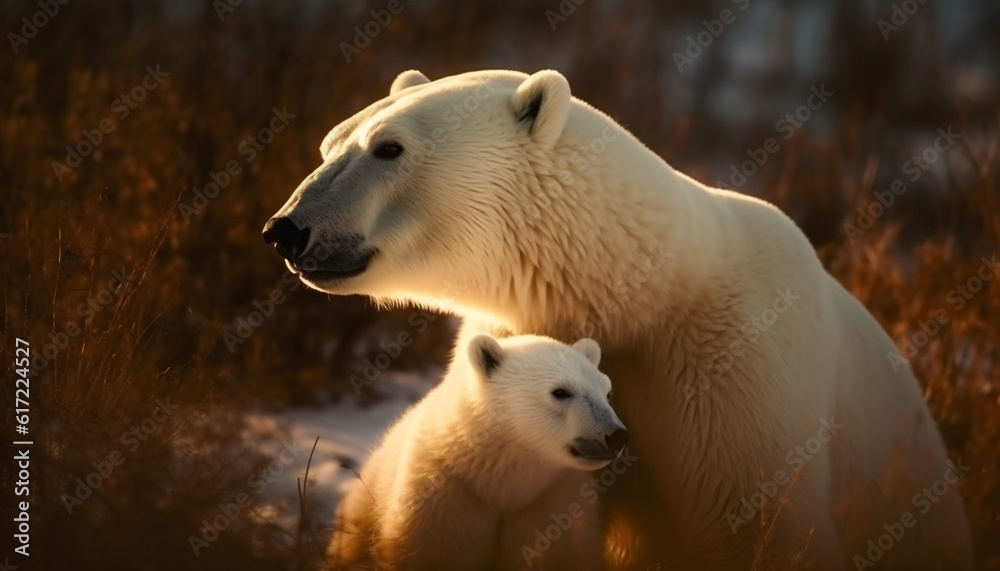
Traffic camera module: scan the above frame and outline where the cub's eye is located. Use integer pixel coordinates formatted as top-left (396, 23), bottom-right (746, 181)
top-left (372, 142), bottom-right (403, 159)
top-left (551, 388), bottom-right (572, 400)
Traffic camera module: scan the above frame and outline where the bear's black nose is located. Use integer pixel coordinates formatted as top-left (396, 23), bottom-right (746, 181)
top-left (262, 217), bottom-right (310, 262)
top-left (605, 428), bottom-right (629, 454)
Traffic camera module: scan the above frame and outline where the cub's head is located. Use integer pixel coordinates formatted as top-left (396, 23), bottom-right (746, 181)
top-left (466, 334), bottom-right (628, 471)
top-left (262, 69), bottom-right (580, 309)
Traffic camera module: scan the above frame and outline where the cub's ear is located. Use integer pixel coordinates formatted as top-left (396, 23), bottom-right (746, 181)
top-left (390, 70), bottom-right (430, 95)
top-left (572, 338), bottom-right (601, 367)
top-left (469, 334), bottom-right (504, 378)
top-left (511, 70), bottom-right (571, 147)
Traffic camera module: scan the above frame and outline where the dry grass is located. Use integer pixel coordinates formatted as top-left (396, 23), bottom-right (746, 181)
top-left (0, 1), bottom-right (997, 569)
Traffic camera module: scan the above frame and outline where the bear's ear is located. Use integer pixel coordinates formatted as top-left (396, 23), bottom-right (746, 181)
top-left (390, 70), bottom-right (431, 95)
top-left (511, 70), bottom-right (571, 147)
top-left (469, 334), bottom-right (504, 378)
top-left (572, 338), bottom-right (601, 367)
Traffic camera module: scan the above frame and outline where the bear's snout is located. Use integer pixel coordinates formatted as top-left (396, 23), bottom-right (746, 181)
top-left (604, 428), bottom-right (629, 454)
top-left (262, 216), bottom-right (311, 263)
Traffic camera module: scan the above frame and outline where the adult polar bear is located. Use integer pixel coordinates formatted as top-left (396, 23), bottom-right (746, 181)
top-left (262, 69), bottom-right (973, 569)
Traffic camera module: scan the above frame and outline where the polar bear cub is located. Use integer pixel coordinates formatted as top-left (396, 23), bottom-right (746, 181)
top-left (328, 334), bottom-right (629, 570)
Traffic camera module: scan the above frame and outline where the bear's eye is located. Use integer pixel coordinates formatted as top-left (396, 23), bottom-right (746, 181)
top-left (372, 142), bottom-right (403, 159)
top-left (551, 388), bottom-right (572, 400)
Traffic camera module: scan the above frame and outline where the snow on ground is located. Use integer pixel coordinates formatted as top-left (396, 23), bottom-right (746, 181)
top-left (242, 371), bottom-right (440, 537)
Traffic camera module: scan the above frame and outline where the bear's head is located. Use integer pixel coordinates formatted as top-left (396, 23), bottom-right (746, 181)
top-left (466, 334), bottom-right (629, 471)
top-left (262, 69), bottom-right (623, 322)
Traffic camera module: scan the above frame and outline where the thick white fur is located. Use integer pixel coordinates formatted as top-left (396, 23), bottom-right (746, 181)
top-left (328, 334), bottom-right (624, 570)
top-left (276, 70), bottom-right (974, 570)
top-left (389, 69), bottom-right (430, 94)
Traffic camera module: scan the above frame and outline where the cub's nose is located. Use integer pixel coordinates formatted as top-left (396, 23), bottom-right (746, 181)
top-left (605, 428), bottom-right (630, 454)
top-left (262, 217), bottom-right (310, 262)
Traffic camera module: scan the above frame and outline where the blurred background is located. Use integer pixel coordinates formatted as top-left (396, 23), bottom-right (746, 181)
top-left (1, 0), bottom-right (998, 569)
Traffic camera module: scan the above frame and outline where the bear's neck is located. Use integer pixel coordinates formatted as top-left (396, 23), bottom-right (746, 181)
top-left (467, 139), bottom-right (732, 347)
